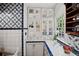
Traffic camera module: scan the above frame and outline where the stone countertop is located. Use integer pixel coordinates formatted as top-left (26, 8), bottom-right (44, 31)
top-left (57, 37), bottom-right (78, 56)
top-left (26, 39), bottom-right (76, 56)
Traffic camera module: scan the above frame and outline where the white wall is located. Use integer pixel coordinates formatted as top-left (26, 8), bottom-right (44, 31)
top-left (0, 31), bottom-right (4, 48)
top-left (25, 3), bottom-right (56, 8)
top-left (0, 30), bottom-right (22, 55)
top-left (54, 3), bottom-right (66, 35)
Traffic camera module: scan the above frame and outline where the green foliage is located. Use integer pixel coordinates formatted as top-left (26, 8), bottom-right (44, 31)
top-left (53, 34), bottom-right (58, 40)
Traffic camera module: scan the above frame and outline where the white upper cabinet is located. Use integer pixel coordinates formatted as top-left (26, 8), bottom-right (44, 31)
top-left (27, 8), bottom-right (54, 40)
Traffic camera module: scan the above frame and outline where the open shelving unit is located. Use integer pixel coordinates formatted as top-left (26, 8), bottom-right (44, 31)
top-left (66, 3), bottom-right (79, 35)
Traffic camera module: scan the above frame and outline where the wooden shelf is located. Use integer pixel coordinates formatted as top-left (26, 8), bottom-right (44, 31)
top-left (66, 9), bottom-right (76, 15)
top-left (66, 27), bottom-right (79, 28)
top-left (66, 5), bottom-right (73, 11)
top-left (66, 27), bottom-right (74, 29)
top-left (66, 14), bottom-right (77, 19)
top-left (66, 32), bottom-right (79, 35)
top-left (66, 20), bottom-right (79, 24)
top-left (66, 21), bottom-right (76, 24)
top-left (66, 27), bottom-right (79, 29)
top-left (67, 9), bottom-right (79, 17)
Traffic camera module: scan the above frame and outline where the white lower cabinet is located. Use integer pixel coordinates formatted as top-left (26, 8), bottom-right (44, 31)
top-left (26, 42), bottom-right (44, 56)
top-left (26, 43), bottom-right (34, 56)
top-left (44, 44), bottom-right (49, 56)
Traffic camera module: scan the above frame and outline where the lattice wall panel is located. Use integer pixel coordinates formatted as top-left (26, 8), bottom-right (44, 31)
top-left (0, 3), bottom-right (23, 28)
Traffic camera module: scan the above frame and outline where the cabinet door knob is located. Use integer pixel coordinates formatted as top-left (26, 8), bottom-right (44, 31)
top-left (25, 32), bottom-right (27, 35)
top-left (33, 44), bottom-right (35, 47)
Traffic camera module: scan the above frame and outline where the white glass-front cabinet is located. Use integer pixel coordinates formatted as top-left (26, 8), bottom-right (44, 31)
top-left (27, 8), bottom-right (54, 40)
top-left (26, 7), bottom-right (54, 56)
top-left (42, 8), bottom-right (54, 40)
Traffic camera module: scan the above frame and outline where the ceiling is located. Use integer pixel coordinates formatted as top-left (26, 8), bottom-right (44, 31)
top-left (25, 3), bottom-right (57, 8)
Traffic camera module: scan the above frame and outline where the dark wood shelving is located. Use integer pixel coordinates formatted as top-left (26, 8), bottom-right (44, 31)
top-left (66, 27), bottom-right (79, 28)
top-left (66, 21), bottom-right (76, 24)
top-left (67, 9), bottom-right (79, 17)
top-left (66, 5), bottom-right (73, 11)
top-left (66, 14), bottom-right (77, 20)
top-left (66, 27), bottom-right (75, 28)
top-left (66, 20), bottom-right (79, 24)
top-left (66, 3), bottom-right (79, 35)
top-left (67, 32), bottom-right (79, 35)
top-left (66, 9), bottom-right (76, 15)
top-left (66, 3), bottom-right (72, 8)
